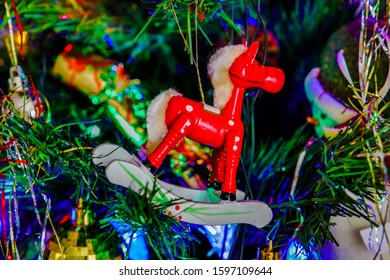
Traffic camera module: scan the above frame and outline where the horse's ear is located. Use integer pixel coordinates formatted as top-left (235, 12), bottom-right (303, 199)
top-left (246, 41), bottom-right (259, 61)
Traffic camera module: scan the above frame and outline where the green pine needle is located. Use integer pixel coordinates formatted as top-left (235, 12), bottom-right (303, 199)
top-left (101, 179), bottom-right (198, 260)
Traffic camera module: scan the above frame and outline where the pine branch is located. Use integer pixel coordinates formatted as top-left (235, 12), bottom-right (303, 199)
top-left (100, 179), bottom-right (198, 260)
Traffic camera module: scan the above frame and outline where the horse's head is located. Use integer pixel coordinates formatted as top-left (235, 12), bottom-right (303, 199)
top-left (229, 41), bottom-right (285, 93)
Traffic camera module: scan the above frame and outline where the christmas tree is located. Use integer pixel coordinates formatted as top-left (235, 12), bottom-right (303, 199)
top-left (0, 0), bottom-right (389, 260)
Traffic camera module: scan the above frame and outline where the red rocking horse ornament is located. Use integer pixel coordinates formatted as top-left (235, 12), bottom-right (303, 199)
top-left (141, 41), bottom-right (285, 201)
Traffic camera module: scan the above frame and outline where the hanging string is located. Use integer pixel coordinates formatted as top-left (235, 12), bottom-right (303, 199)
top-left (170, 2), bottom-right (205, 102)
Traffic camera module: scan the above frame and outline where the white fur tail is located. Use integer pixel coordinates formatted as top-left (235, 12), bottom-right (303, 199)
top-left (146, 88), bottom-right (182, 154)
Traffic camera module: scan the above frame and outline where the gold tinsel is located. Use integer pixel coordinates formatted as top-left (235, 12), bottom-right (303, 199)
top-left (44, 199), bottom-right (122, 260)
top-left (259, 241), bottom-right (280, 260)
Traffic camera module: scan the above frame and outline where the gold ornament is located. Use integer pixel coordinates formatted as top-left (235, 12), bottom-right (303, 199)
top-left (44, 199), bottom-right (122, 260)
top-left (259, 240), bottom-right (280, 260)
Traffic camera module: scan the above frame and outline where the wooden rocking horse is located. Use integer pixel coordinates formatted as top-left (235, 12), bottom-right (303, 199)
top-left (141, 41), bottom-right (285, 201)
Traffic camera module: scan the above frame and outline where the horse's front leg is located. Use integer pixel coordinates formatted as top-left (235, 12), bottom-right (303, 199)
top-left (220, 131), bottom-right (243, 201)
top-left (208, 147), bottom-right (225, 190)
top-left (147, 113), bottom-right (195, 169)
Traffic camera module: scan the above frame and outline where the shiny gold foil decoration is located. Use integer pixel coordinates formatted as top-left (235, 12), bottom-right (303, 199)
top-left (44, 199), bottom-right (122, 260)
top-left (4, 31), bottom-right (29, 65)
top-left (14, 31), bottom-right (29, 56)
top-left (260, 240), bottom-right (280, 260)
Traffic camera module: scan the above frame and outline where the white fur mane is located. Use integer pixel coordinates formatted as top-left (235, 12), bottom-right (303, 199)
top-left (207, 44), bottom-right (247, 110)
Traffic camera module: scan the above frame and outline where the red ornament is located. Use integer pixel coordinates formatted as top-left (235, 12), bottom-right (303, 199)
top-left (143, 42), bottom-right (285, 200)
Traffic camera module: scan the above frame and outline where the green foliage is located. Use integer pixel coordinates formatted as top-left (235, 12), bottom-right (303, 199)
top-left (3, 0), bottom-right (244, 61)
top-left (0, 104), bottom-right (98, 201)
top-left (274, 0), bottom-right (350, 58)
top-left (2, 0), bottom-right (389, 260)
top-left (239, 78), bottom-right (389, 258)
top-left (100, 180), bottom-right (197, 260)
top-left (239, 118), bottom-right (389, 258)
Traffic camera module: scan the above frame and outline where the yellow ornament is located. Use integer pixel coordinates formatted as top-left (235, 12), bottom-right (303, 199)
top-left (44, 199), bottom-right (122, 260)
top-left (259, 241), bottom-right (280, 260)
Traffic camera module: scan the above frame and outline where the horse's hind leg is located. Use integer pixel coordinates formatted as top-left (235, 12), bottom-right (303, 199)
top-left (147, 113), bottom-right (195, 169)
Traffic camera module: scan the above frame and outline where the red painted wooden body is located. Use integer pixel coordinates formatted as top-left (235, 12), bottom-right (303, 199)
top-left (146, 41), bottom-right (285, 200)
